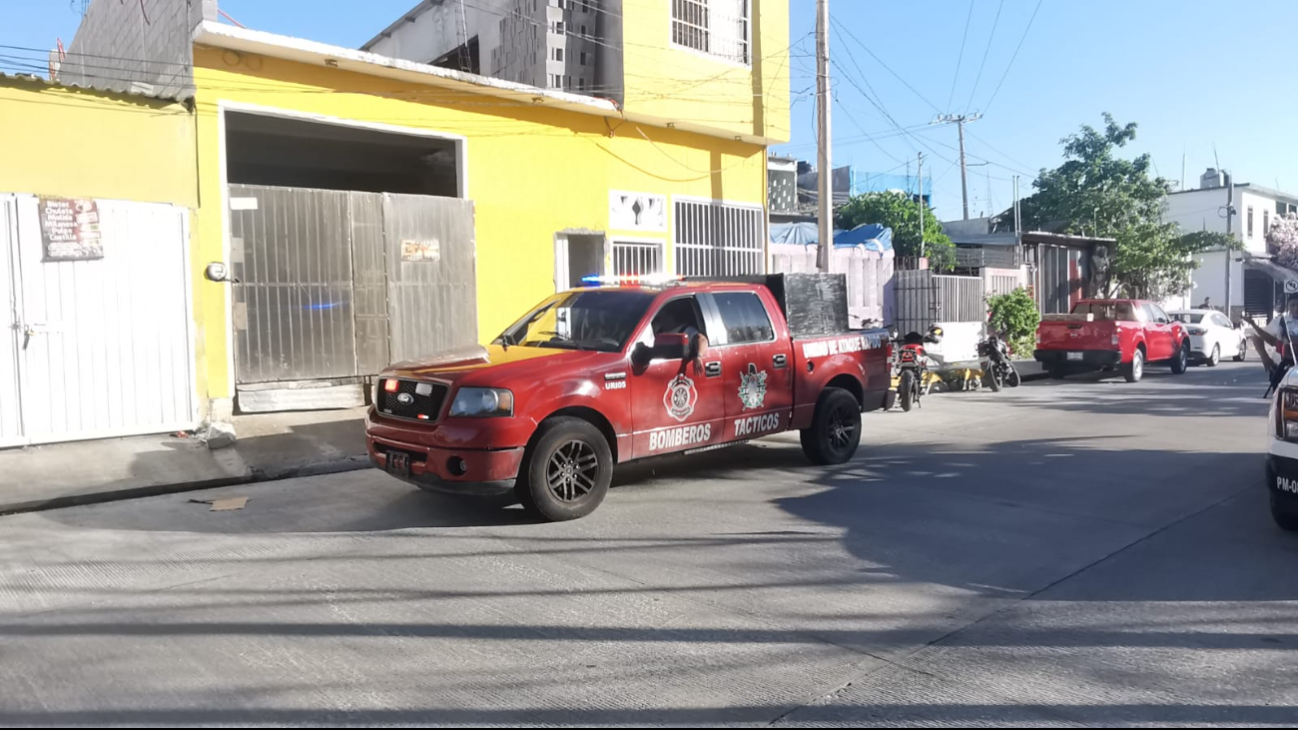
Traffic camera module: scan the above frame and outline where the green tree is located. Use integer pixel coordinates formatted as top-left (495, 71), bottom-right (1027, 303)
top-left (1019, 113), bottom-right (1241, 299)
top-left (835, 191), bottom-right (956, 269)
top-left (987, 288), bottom-right (1040, 358)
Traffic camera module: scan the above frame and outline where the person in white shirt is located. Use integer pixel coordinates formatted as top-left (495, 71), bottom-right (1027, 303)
top-left (1248, 293), bottom-right (1298, 373)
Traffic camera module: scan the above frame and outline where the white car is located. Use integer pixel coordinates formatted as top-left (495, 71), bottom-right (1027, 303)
top-left (1168, 309), bottom-right (1247, 366)
top-left (1267, 369), bottom-right (1298, 531)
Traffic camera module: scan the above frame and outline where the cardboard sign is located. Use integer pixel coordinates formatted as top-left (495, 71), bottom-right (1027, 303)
top-left (39, 197), bottom-right (103, 262)
top-left (401, 239), bottom-right (441, 263)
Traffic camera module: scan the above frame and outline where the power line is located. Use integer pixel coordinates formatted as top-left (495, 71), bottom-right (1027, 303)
top-left (962, 0), bottom-right (1005, 113)
top-left (982, 0), bottom-right (1046, 114)
top-left (946, 0), bottom-right (975, 111)
top-left (829, 16), bottom-right (941, 114)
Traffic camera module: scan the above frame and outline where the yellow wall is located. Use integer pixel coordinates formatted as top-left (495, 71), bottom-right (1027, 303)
top-left (191, 48), bottom-right (768, 404)
top-left (621, 0), bottom-right (790, 143)
top-left (0, 78), bottom-right (197, 207)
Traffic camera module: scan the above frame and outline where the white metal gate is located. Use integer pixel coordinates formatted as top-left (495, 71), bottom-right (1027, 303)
top-left (0, 197), bottom-right (22, 447)
top-left (0, 195), bottom-right (196, 446)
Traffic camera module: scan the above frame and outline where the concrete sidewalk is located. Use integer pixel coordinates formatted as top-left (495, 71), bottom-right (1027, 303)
top-left (0, 409), bottom-right (370, 516)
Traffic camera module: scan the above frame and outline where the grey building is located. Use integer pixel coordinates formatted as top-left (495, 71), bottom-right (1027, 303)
top-left (363, 0), bottom-right (624, 104)
top-left (57, 0), bottom-right (217, 98)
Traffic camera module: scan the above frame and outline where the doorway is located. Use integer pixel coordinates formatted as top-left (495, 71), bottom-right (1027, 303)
top-left (556, 233), bottom-right (607, 290)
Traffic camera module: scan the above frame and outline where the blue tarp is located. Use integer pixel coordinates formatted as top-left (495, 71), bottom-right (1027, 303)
top-left (833, 224), bottom-right (893, 252)
top-left (770, 222), bottom-right (894, 253)
top-left (770, 222), bottom-right (842, 246)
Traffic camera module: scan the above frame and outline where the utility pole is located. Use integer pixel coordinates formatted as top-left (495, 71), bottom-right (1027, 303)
top-left (1225, 172), bottom-right (1235, 319)
top-left (815, 0), bottom-right (832, 272)
top-left (917, 152), bottom-right (925, 259)
top-left (933, 113), bottom-right (982, 220)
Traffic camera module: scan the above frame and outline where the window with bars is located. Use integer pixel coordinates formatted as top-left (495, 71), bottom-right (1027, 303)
top-left (613, 240), bottom-right (665, 276)
top-left (671, 0), bottom-right (750, 65)
top-left (672, 199), bottom-right (765, 277)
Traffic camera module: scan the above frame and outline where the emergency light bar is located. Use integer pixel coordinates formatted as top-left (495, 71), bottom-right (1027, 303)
top-left (581, 273), bottom-right (684, 287)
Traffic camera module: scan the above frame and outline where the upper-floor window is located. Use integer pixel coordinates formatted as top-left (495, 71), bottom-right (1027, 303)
top-left (580, 51), bottom-right (589, 66)
top-left (672, 0), bottom-right (751, 65)
top-left (552, 47), bottom-right (564, 62)
top-left (1265, 210), bottom-right (1271, 235)
top-left (1248, 206), bottom-right (1255, 238)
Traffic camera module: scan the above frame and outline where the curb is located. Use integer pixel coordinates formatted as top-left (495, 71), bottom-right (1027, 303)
top-left (0, 454), bottom-right (373, 518)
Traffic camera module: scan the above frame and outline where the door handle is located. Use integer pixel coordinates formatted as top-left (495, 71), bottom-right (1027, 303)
top-left (773, 354), bottom-right (788, 369)
top-left (704, 361), bottom-right (722, 377)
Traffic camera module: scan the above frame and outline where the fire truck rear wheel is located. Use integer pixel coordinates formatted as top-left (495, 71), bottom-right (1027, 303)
top-left (516, 417), bottom-right (613, 522)
top-left (801, 387), bottom-right (862, 466)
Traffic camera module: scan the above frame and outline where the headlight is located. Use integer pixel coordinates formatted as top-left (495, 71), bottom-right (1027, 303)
top-left (449, 387), bottom-right (515, 418)
top-left (1279, 388), bottom-right (1298, 442)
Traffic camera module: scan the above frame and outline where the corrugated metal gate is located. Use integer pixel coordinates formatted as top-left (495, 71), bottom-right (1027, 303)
top-left (229, 185), bottom-right (476, 389)
top-left (0, 194), bottom-right (196, 446)
top-left (1035, 244), bottom-right (1086, 315)
top-left (893, 269), bottom-right (985, 336)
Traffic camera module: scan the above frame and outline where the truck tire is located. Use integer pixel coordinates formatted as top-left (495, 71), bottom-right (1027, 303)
top-left (800, 387), bottom-right (862, 465)
top-left (1272, 494), bottom-right (1298, 533)
top-left (515, 417), bottom-right (613, 522)
top-left (1122, 348), bottom-right (1145, 383)
top-left (1171, 341), bottom-right (1190, 375)
top-left (898, 371), bottom-right (917, 412)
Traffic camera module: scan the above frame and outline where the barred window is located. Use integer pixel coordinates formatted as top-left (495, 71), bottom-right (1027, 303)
top-left (671, 0), bottom-right (750, 65)
top-left (673, 199), bottom-right (764, 277)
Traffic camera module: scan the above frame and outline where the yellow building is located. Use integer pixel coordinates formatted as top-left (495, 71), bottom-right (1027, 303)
top-left (52, 0), bottom-right (790, 419)
top-left (0, 74), bottom-right (202, 445)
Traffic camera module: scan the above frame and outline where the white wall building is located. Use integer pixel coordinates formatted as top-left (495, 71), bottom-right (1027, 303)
top-left (1164, 168), bottom-right (1298, 317)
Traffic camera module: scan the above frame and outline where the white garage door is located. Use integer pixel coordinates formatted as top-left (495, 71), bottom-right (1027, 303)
top-left (0, 195), bottom-right (197, 446)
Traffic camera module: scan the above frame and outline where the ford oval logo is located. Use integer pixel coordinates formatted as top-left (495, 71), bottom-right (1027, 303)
top-left (397, 393), bottom-right (415, 405)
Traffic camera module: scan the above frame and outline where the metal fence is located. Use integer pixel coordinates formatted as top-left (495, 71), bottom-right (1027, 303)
top-left (934, 274), bottom-right (986, 323)
top-left (984, 268), bottom-right (1026, 300)
top-left (673, 199), bottom-right (764, 277)
top-left (956, 245), bottom-right (1023, 269)
top-left (893, 269), bottom-right (986, 336)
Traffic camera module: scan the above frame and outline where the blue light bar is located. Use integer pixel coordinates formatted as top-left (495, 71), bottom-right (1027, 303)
top-left (581, 274), bottom-right (684, 287)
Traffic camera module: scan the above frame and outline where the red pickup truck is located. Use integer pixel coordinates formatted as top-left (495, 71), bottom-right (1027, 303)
top-left (1034, 299), bottom-right (1190, 382)
top-left (366, 275), bottom-right (891, 521)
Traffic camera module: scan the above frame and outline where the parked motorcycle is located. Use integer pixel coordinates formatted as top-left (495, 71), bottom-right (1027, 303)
top-left (978, 330), bottom-right (1021, 391)
top-left (890, 325), bottom-right (945, 412)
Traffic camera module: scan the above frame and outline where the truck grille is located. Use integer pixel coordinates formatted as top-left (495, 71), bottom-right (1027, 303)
top-left (378, 379), bottom-right (448, 422)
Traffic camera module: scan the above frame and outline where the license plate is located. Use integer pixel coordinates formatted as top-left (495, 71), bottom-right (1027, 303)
top-left (1066, 352), bottom-right (1084, 361)
top-left (387, 451), bottom-right (411, 477)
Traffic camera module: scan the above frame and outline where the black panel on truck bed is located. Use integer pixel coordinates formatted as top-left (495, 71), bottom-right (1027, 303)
top-left (693, 273), bottom-right (850, 340)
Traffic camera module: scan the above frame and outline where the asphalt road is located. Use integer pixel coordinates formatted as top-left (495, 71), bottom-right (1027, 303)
top-left (1, 361), bottom-right (1294, 728)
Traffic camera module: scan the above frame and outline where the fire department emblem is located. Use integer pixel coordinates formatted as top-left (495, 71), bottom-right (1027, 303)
top-left (738, 363), bottom-right (768, 410)
top-left (664, 374), bottom-right (698, 422)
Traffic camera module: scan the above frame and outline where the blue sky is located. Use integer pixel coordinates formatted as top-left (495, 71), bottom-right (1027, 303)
top-left (4, 0), bottom-right (1296, 220)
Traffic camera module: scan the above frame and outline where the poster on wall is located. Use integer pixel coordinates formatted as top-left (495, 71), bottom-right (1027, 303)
top-left (39, 197), bottom-right (103, 262)
top-left (401, 239), bottom-right (441, 263)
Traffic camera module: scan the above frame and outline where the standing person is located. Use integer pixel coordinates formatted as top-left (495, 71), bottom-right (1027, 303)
top-left (1247, 292), bottom-right (1298, 377)
top-left (1201, 296), bottom-right (1214, 311)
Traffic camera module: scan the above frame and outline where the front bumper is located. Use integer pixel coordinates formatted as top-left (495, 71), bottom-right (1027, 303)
top-left (366, 408), bottom-right (527, 496)
top-left (1034, 349), bottom-right (1123, 368)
